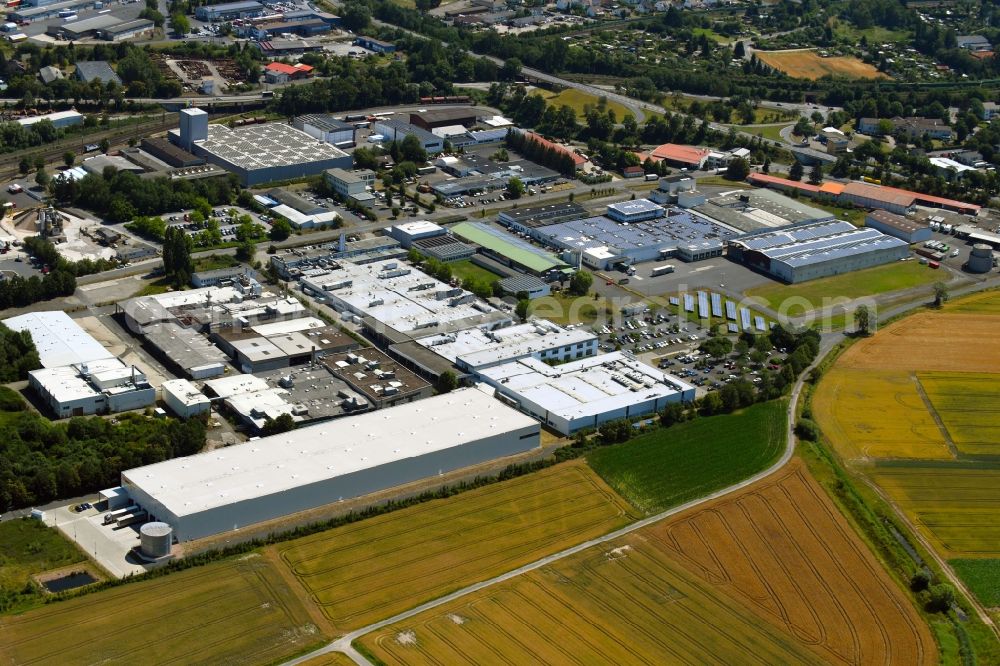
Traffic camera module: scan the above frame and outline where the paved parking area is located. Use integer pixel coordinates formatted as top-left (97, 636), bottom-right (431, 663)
top-left (44, 504), bottom-right (153, 579)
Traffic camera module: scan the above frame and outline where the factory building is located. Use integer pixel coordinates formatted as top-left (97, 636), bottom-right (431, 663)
top-left (263, 62), bottom-right (314, 84)
top-left (416, 319), bottom-right (597, 373)
top-left (191, 265), bottom-right (256, 288)
top-left (644, 143), bottom-right (709, 169)
top-left (118, 387), bottom-right (538, 542)
top-left (372, 119), bottom-right (444, 155)
top-left (269, 236), bottom-right (405, 279)
top-left (300, 260), bottom-right (511, 336)
top-left (324, 168), bottom-right (376, 203)
top-left (865, 210), bottom-right (933, 244)
top-left (140, 137), bottom-right (205, 168)
top-left (161, 379), bottom-right (211, 419)
top-left (497, 274), bottom-right (550, 299)
top-left (169, 108), bottom-right (352, 186)
top-left (29, 358), bottom-right (154, 418)
top-left (46, 14), bottom-right (121, 40)
top-left (323, 348), bottom-right (432, 409)
top-left (478, 352), bottom-right (695, 435)
top-left (16, 110), bottom-right (84, 130)
top-left (728, 220), bottom-right (910, 283)
top-left (212, 316), bottom-right (358, 373)
top-left (649, 175), bottom-right (697, 206)
top-left (498, 201), bottom-right (588, 234)
top-left (605, 199), bottom-right (665, 224)
top-left (3, 311), bottom-right (112, 368)
top-left (385, 221), bottom-right (446, 248)
top-left (354, 36), bottom-right (395, 53)
top-left (194, 0), bottom-right (263, 21)
top-left (409, 234), bottom-right (476, 263)
top-left (692, 188), bottom-right (834, 234)
top-left (409, 108), bottom-right (479, 131)
top-left (294, 115), bottom-right (356, 147)
top-left (533, 208), bottom-right (739, 269)
top-left (451, 222), bottom-right (572, 278)
top-left (99, 18), bottom-right (155, 41)
top-left (142, 322), bottom-right (229, 379)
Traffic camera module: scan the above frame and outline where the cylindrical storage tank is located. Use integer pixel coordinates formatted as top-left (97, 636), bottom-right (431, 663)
top-left (140, 522), bottom-right (173, 558)
top-left (967, 244), bottom-right (993, 273)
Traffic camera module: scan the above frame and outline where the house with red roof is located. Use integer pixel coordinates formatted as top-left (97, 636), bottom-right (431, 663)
top-left (264, 61), bottom-right (314, 84)
top-left (643, 143), bottom-right (710, 169)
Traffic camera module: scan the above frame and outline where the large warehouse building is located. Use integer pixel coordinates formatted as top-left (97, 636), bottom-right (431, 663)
top-left (728, 220), bottom-right (910, 283)
top-left (169, 108), bottom-right (352, 185)
top-left (478, 352), bottom-right (695, 435)
top-left (118, 388), bottom-right (540, 542)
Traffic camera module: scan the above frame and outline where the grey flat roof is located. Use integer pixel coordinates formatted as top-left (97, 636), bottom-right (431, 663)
top-left (144, 322), bottom-right (228, 373)
top-left (102, 18), bottom-right (154, 35)
top-left (61, 14), bottom-right (122, 33)
top-left (74, 61), bottom-right (120, 84)
top-left (537, 209), bottom-right (740, 254)
top-left (498, 274), bottom-right (548, 293)
top-left (297, 114), bottom-right (354, 132)
top-left (733, 220), bottom-right (909, 268)
top-left (199, 123), bottom-right (349, 171)
top-left (695, 188), bottom-right (833, 234)
top-left (499, 201), bottom-right (587, 226)
top-left (607, 199), bottom-right (663, 216)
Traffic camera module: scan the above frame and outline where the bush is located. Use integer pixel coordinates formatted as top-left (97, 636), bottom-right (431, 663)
top-left (927, 583), bottom-right (956, 613)
top-left (795, 418), bottom-right (820, 441)
top-left (0, 386), bottom-right (26, 412)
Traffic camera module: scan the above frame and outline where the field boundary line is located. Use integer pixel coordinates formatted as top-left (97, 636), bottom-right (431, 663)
top-left (911, 373), bottom-right (962, 460)
top-left (283, 356), bottom-right (821, 665)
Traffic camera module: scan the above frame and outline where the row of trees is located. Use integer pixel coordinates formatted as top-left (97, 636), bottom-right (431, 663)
top-left (0, 326), bottom-right (41, 382)
top-left (0, 236), bottom-right (120, 310)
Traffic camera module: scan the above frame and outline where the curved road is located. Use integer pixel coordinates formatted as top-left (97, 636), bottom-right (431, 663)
top-left (284, 337), bottom-right (833, 666)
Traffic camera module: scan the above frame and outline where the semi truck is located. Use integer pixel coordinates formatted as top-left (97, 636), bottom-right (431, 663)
top-left (651, 264), bottom-right (676, 277)
top-left (103, 505), bottom-right (138, 524)
top-left (116, 511), bottom-right (147, 528)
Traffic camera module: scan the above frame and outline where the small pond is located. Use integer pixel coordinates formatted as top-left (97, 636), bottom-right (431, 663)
top-left (42, 571), bottom-right (96, 593)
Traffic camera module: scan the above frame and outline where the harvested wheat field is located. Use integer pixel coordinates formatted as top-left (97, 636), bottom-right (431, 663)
top-left (358, 460), bottom-right (933, 666)
top-left (275, 461), bottom-right (637, 632)
top-left (839, 311), bottom-right (1000, 373)
top-left (756, 49), bottom-right (886, 80)
top-left (812, 368), bottom-right (951, 461)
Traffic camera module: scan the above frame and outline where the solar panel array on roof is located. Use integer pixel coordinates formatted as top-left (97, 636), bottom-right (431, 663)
top-left (737, 220), bottom-right (857, 251)
top-left (536, 209), bottom-right (739, 254)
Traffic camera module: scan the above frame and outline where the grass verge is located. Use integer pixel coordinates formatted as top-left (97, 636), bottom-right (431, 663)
top-left (0, 519), bottom-right (85, 614)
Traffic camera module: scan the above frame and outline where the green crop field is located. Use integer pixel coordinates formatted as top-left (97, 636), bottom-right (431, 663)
top-left (587, 400), bottom-right (787, 514)
top-left (746, 261), bottom-right (939, 314)
top-left (951, 559), bottom-right (1000, 607)
top-left (0, 519), bottom-right (85, 613)
top-left (0, 555), bottom-right (323, 666)
top-left (918, 372), bottom-right (1000, 456)
top-left (275, 462), bottom-right (638, 632)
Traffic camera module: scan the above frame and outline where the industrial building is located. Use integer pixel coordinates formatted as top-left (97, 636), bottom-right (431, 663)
top-left (294, 115), bottom-right (356, 147)
top-left (353, 36), bottom-right (395, 53)
top-left (46, 14), bottom-right (120, 39)
top-left (644, 143), bottom-right (709, 169)
top-left (693, 188), bottom-right (834, 234)
top-left (118, 387), bottom-right (537, 542)
top-left (865, 210), bottom-right (933, 244)
top-left (430, 159), bottom-right (559, 198)
top-left (29, 358), bottom-right (155, 418)
top-left (142, 322), bottom-right (230, 379)
top-left (99, 18), bottom-right (155, 41)
top-left (323, 348), bottom-right (432, 409)
top-left (140, 138), bottom-right (205, 168)
top-left (728, 220), bottom-right (911, 283)
top-left (478, 352), bottom-right (695, 435)
top-left (372, 119), bottom-right (444, 155)
top-left (533, 207), bottom-right (739, 268)
top-left (605, 199), bottom-right (666, 224)
top-left (3, 311), bottom-right (112, 368)
top-left (386, 221), bottom-right (446, 248)
top-left (498, 201), bottom-right (588, 233)
top-left (269, 236), bottom-right (406, 279)
top-left (747, 173), bottom-right (981, 216)
top-left (204, 366), bottom-right (368, 431)
top-left (169, 109), bottom-right (352, 186)
top-left (497, 274), bottom-right (550, 299)
top-left (212, 316), bottom-right (358, 373)
top-left (194, 0), bottom-right (263, 21)
top-left (416, 319), bottom-right (597, 373)
top-left (300, 260), bottom-right (511, 336)
top-left (263, 62), bottom-right (314, 84)
top-left (191, 265), bottom-right (256, 288)
top-left (161, 379), bottom-right (211, 419)
top-left (410, 108), bottom-right (479, 131)
top-left (324, 168), bottom-right (376, 202)
top-left (16, 110), bottom-right (83, 130)
top-left (73, 60), bottom-right (121, 85)
top-left (649, 175), bottom-right (698, 206)
top-left (451, 222), bottom-right (572, 278)
top-left (409, 233), bottom-right (476, 263)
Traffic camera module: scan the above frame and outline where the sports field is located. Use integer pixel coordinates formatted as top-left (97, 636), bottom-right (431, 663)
top-left (357, 460), bottom-right (933, 665)
top-left (588, 400), bottom-right (787, 514)
top-left (275, 462), bottom-right (637, 631)
top-left (746, 260), bottom-right (938, 315)
top-left (919, 372), bottom-right (1000, 456)
top-left (756, 49), bottom-right (887, 80)
top-left (0, 556), bottom-right (322, 666)
top-left (533, 88), bottom-right (634, 120)
top-left (812, 368), bottom-right (951, 461)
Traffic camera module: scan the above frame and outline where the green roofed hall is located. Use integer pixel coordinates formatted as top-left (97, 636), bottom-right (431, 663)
top-left (451, 222), bottom-right (571, 277)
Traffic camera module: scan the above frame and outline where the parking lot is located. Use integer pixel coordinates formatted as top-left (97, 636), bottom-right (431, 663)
top-left (16, 0), bottom-right (152, 40)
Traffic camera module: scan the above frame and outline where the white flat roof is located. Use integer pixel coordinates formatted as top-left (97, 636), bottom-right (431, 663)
top-left (161, 379), bottom-right (211, 407)
top-left (3, 311), bottom-right (113, 368)
top-left (480, 352), bottom-right (694, 421)
top-left (251, 316), bottom-right (326, 337)
top-left (272, 204), bottom-right (339, 228)
top-left (418, 319), bottom-right (595, 368)
top-left (122, 387), bottom-right (537, 517)
top-left (204, 374), bottom-right (270, 398)
top-left (29, 358), bottom-right (130, 403)
top-left (302, 260), bottom-right (504, 334)
top-left (391, 220), bottom-right (443, 236)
